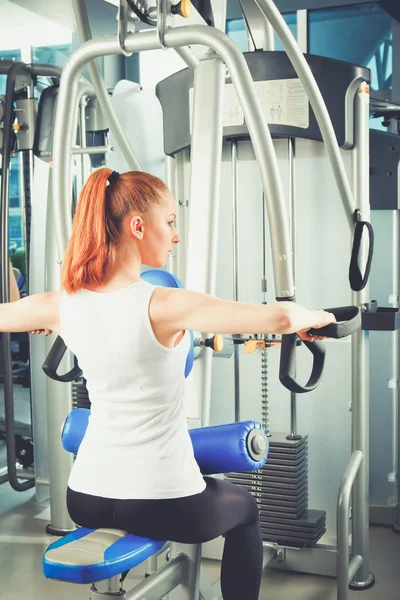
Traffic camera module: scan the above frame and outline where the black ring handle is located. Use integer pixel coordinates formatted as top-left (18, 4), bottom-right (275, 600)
top-left (308, 305), bottom-right (361, 339)
top-left (349, 220), bottom-right (374, 292)
top-left (42, 336), bottom-right (83, 382)
top-left (279, 334), bottom-right (326, 394)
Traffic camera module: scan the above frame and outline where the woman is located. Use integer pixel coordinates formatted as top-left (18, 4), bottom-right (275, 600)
top-left (0, 169), bottom-right (335, 599)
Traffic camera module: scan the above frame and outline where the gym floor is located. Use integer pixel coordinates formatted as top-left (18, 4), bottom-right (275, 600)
top-left (1, 482), bottom-right (399, 600)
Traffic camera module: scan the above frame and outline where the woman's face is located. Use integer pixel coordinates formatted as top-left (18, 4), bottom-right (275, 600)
top-left (140, 192), bottom-right (180, 268)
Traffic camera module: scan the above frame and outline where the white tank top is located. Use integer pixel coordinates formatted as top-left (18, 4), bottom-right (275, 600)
top-left (60, 280), bottom-right (206, 500)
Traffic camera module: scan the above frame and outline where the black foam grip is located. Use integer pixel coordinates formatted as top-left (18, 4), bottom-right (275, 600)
top-left (349, 221), bottom-right (374, 292)
top-left (308, 305), bottom-right (361, 338)
top-left (279, 333), bottom-right (326, 394)
top-left (42, 336), bottom-right (82, 382)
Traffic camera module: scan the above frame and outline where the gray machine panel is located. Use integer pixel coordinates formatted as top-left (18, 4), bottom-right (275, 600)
top-left (370, 129), bottom-right (400, 210)
top-left (156, 52), bottom-right (369, 156)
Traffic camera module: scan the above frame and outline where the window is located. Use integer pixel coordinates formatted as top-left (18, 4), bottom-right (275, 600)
top-left (32, 44), bottom-right (71, 68)
top-left (308, 3), bottom-right (392, 91)
top-left (226, 13), bottom-right (297, 53)
top-left (9, 215), bottom-right (23, 249)
top-left (9, 159), bottom-right (20, 210)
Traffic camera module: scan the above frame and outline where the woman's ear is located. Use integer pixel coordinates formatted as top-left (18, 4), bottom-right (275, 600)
top-left (129, 215), bottom-right (144, 240)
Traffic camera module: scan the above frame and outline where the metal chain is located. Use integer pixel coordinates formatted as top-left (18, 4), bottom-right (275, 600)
top-left (261, 345), bottom-right (270, 436)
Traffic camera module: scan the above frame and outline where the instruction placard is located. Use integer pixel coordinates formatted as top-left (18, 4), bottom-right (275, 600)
top-left (189, 78), bottom-right (309, 133)
top-left (223, 78), bottom-right (309, 129)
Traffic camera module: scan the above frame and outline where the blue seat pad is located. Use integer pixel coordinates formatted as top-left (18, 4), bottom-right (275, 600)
top-left (43, 526), bottom-right (166, 584)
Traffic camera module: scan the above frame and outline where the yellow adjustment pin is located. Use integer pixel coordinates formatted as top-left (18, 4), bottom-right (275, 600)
top-left (245, 340), bottom-right (266, 354)
top-left (204, 334), bottom-right (224, 352)
top-left (180, 0), bottom-right (192, 18)
top-left (12, 123), bottom-right (20, 132)
top-left (171, 0), bottom-right (193, 18)
top-left (213, 334), bottom-right (224, 352)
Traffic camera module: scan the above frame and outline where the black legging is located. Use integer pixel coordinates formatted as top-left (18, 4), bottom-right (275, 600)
top-left (67, 477), bottom-right (263, 599)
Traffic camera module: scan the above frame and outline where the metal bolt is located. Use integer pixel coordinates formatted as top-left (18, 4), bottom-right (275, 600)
top-left (276, 549), bottom-right (284, 562)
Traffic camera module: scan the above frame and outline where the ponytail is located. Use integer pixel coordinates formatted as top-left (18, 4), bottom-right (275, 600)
top-left (62, 168), bottom-right (168, 293)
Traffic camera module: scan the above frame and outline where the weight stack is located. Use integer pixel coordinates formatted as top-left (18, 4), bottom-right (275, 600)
top-left (225, 432), bottom-right (326, 547)
top-left (72, 378), bottom-right (91, 410)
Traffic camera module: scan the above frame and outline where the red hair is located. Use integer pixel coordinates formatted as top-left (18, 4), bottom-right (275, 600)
top-left (62, 168), bottom-right (168, 293)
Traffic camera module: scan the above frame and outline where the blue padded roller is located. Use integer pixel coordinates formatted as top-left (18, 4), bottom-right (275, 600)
top-left (191, 421), bottom-right (268, 473)
top-left (62, 408), bottom-right (268, 472)
top-left (141, 268), bottom-right (194, 378)
top-left (43, 526), bottom-right (165, 584)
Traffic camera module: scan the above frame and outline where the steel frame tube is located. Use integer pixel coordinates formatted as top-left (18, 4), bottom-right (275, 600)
top-left (183, 54), bottom-right (225, 426)
top-left (394, 208), bottom-right (400, 534)
top-left (174, 46), bottom-right (199, 68)
top-left (288, 137), bottom-right (298, 439)
top-left (350, 82), bottom-right (372, 588)
top-left (337, 450), bottom-right (363, 600)
top-left (232, 141), bottom-right (241, 422)
top-left (72, 0), bottom-right (142, 172)
top-left (253, 0), bottom-right (356, 228)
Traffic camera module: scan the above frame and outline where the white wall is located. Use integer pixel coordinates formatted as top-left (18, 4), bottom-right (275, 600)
top-left (140, 49), bottom-right (187, 90)
top-left (0, 0), bottom-right (72, 52)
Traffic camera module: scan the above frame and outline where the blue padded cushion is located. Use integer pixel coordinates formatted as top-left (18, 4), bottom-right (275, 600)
top-left (63, 409), bottom-right (268, 472)
top-left (191, 420), bottom-right (268, 473)
top-left (43, 527), bottom-right (165, 584)
top-left (140, 269), bottom-right (194, 378)
top-left (62, 408), bottom-right (89, 454)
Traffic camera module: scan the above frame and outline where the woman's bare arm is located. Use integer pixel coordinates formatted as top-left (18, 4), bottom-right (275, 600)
top-left (0, 291), bottom-right (61, 335)
top-left (150, 287), bottom-right (335, 341)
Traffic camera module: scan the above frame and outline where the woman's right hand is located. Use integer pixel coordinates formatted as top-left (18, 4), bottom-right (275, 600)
top-left (280, 302), bottom-right (336, 342)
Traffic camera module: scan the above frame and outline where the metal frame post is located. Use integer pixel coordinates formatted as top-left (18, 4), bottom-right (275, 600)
top-left (349, 81), bottom-right (375, 590)
top-left (183, 54), bottom-right (225, 426)
top-left (231, 140), bottom-right (241, 422)
top-left (395, 207), bottom-right (400, 533)
top-left (44, 164), bottom-right (75, 534)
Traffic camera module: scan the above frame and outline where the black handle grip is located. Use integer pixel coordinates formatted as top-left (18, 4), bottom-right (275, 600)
top-left (349, 220), bottom-right (374, 292)
top-left (308, 305), bottom-right (361, 339)
top-left (279, 334), bottom-right (326, 394)
top-left (42, 336), bottom-right (82, 382)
